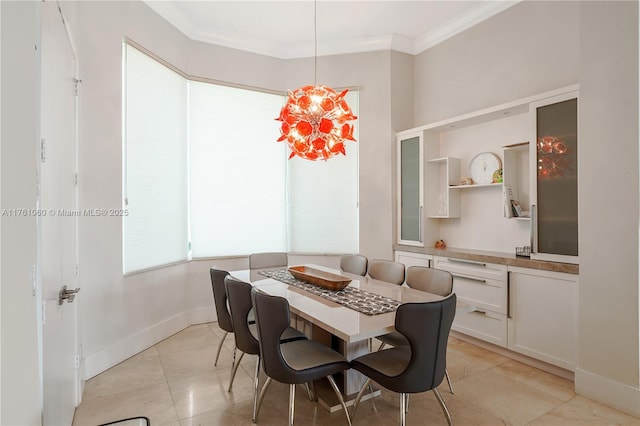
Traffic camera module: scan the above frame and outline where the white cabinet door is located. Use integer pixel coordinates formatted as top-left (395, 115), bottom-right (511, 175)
top-left (508, 266), bottom-right (578, 370)
top-left (396, 133), bottom-right (424, 246)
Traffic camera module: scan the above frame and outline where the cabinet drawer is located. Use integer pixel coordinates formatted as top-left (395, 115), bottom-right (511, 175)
top-left (453, 276), bottom-right (507, 314)
top-left (453, 308), bottom-right (507, 347)
top-left (395, 251), bottom-right (431, 268)
top-left (433, 256), bottom-right (507, 281)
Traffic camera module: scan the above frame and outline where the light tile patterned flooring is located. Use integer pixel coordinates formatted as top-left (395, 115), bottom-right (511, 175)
top-left (73, 324), bottom-right (640, 426)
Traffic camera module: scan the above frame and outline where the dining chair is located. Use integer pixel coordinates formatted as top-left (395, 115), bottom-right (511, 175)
top-left (367, 259), bottom-right (405, 285)
top-left (350, 294), bottom-right (457, 426)
top-left (249, 252), bottom-right (288, 269)
top-left (340, 254), bottom-right (368, 276)
top-left (224, 276), bottom-right (307, 422)
top-left (376, 266), bottom-right (456, 393)
top-left (209, 268), bottom-right (235, 367)
top-left (251, 288), bottom-right (353, 426)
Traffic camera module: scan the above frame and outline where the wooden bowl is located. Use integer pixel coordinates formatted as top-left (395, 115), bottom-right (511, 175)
top-left (288, 266), bottom-right (352, 291)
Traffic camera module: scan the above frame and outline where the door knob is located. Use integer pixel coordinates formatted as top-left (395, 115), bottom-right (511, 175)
top-left (58, 285), bottom-right (80, 305)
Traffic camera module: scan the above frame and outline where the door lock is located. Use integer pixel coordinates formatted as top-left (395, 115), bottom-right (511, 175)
top-left (58, 285), bottom-right (80, 305)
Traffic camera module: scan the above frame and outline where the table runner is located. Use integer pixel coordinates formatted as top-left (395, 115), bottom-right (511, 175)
top-left (259, 269), bottom-right (400, 315)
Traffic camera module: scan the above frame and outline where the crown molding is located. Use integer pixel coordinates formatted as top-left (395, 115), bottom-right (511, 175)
top-left (146, 1), bottom-right (521, 59)
top-left (413, 1), bottom-right (520, 54)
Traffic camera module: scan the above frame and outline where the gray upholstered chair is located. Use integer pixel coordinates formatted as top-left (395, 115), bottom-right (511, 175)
top-left (367, 259), bottom-right (405, 285)
top-left (209, 268), bottom-right (235, 367)
top-left (376, 266), bottom-right (455, 394)
top-left (251, 288), bottom-right (353, 426)
top-left (224, 276), bottom-right (306, 422)
top-left (351, 294), bottom-right (457, 426)
top-left (249, 252), bottom-right (288, 269)
top-left (340, 254), bottom-right (368, 276)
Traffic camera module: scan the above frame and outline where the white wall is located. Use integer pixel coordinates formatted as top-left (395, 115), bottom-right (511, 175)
top-left (0, 2), bottom-right (42, 424)
top-left (414, 1), bottom-right (580, 124)
top-left (577, 0), bottom-right (639, 414)
top-left (71, 0), bottom-right (396, 380)
top-left (413, 0), bottom-right (639, 417)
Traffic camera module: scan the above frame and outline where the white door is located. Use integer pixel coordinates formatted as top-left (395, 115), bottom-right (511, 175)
top-left (39, 1), bottom-right (80, 424)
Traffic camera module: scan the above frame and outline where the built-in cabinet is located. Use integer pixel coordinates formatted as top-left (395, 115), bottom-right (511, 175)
top-left (394, 85), bottom-right (578, 260)
top-left (507, 266), bottom-right (578, 371)
top-left (393, 85), bottom-right (580, 371)
top-left (530, 92), bottom-right (579, 264)
top-left (432, 255), bottom-right (578, 370)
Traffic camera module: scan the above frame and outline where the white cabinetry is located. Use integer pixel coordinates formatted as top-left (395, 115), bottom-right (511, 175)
top-left (507, 266), bottom-right (578, 370)
top-left (434, 256), bottom-right (508, 347)
top-left (397, 132), bottom-right (424, 246)
top-left (530, 91), bottom-right (579, 264)
top-left (426, 157), bottom-right (460, 218)
top-left (395, 250), bottom-right (432, 268)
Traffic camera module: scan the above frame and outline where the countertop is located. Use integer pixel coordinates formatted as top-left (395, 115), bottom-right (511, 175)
top-left (394, 245), bottom-right (579, 275)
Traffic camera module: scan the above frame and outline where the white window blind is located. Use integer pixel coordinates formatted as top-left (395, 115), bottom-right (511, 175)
top-left (188, 82), bottom-right (287, 257)
top-left (287, 91), bottom-right (359, 253)
top-left (123, 41), bottom-right (359, 267)
top-left (123, 44), bottom-right (189, 273)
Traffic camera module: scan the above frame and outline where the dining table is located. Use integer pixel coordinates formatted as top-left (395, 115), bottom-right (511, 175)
top-left (229, 263), bottom-right (460, 411)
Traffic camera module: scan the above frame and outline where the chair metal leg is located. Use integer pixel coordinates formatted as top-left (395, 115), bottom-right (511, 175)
top-left (251, 356), bottom-right (260, 423)
top-left (399, 393), bottom-right (407, 426)
top-left (445, 368), bottom-right (454, 394)
top-left (304, 382), bottom-right (314, 401)
top-left (351, 377), bottom-right (371, 420)
top-left (255, 376), bottom-right (272, 423)
top-left (288, 383), bottom-right (296, 426)
top-left (326, 375), bottom-right (352, 426)
top-left (377, 341), bottom-right (386, 351)
top-left (214, 331), bottom-right (228, 366)
top-left (433, 388), bottom-right (453, 426)
top-left (228, 348), bottom-right (244, 392)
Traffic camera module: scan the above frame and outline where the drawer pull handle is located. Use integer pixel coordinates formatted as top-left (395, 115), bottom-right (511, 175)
top-left (447, 258), bottom-right (486, 267)
top-left (472, 309), bottom-right (487, 315)
top-left (452, 273), bottom-right (487, 284)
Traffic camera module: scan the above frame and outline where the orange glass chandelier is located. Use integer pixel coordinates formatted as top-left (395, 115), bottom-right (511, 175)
top-left (537, 136), bottom-right (570, 179)
top-left (276, 1), bottom-right (358, 161)
top-left (276, 85), bottom-right (357, 160)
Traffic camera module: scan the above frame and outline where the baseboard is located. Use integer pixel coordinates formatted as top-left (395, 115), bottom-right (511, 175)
top-left (188, 305), bottom-right (216, 325)
top-left (83, 312), bottom-right (189, 380)
top-left (575, 367), bottom-right (640, 418)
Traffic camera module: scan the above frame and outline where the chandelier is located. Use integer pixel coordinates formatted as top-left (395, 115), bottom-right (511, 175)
top-left (537, 136), bottom-right (570, 179)
top-left (276, 1), bottom-right (358, 161)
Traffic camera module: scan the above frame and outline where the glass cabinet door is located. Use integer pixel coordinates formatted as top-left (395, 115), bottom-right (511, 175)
top-left (531, 92), bottom-right (578, 262)
top-left (397, 134), bottom-right (423, 246)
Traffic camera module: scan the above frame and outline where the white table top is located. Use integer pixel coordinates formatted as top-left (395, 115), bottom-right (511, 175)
top-left (229, 264), bottom-right (445, 344)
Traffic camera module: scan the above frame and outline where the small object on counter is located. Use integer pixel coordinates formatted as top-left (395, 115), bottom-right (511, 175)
top-left (435, 239), bottom-right (447, 249)
top-left (515, 246), bottom-right (531, 257)
top-left (460, 177), bottom-right (473, 185)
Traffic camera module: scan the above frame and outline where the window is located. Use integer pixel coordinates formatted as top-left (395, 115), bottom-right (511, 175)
top-left (188, 82), bottom-right (287, 257)
top-left (287, 91), bottom-right (359, 253)
top-left (123, 42), bottom-right (359, 273)
top-left (123, 44), bottom-right (188, 273)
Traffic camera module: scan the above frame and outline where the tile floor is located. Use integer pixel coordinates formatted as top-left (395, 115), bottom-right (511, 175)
top-left (73, 323), bottom-right (640, 426)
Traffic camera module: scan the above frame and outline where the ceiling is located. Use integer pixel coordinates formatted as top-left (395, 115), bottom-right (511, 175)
top-left (145, 1), bottom-right (520, 59)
